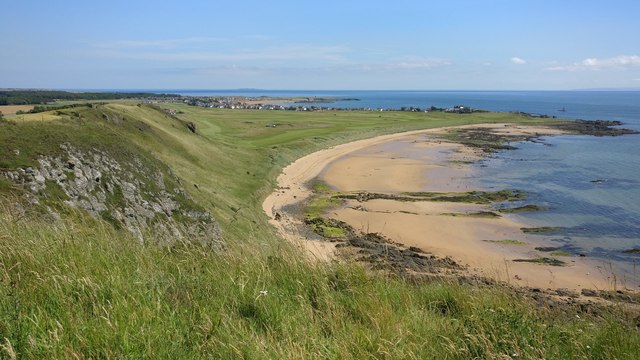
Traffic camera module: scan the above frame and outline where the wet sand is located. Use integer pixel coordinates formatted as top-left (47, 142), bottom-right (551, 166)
top-left (264, 124), bottom-right (633, 292)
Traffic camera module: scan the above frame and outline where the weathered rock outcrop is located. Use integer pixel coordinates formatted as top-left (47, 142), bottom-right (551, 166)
top-left (3, 143), bottom-right (221, 249)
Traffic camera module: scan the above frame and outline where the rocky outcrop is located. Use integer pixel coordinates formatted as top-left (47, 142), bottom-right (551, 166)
top-left (3, 143), bottom-right (221, 249)
top-left (550, 120), bottom-right (640, 136)
top-left (185, 121), bottom-right (197, 133)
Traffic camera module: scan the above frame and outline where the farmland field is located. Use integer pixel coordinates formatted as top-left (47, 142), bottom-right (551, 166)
top-left (0, 105), bottom-right (34, 115)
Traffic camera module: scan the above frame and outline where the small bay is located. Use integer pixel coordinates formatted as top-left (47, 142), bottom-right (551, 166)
top-left (163, 89), bottom-right (640, 264)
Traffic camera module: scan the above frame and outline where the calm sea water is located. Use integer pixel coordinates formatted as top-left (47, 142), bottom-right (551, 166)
top-left (162, 89), bottom-right (640, 262)
top-left (169, 89), bottom-right (640, 126)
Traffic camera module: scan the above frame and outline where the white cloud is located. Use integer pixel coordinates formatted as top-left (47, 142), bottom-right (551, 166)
top-left (93, 37), bottom-right (227, 49)
top-left (241, 34), bottom-right (275, 41)
top-left (389, 57), bottom-right (451, 70)
top-left (347, 57), bottom-right (450, 72)
top-left (91, 40), bottom-right (452, 73)
top-left (89, 37), bottom-right (451, 77)
top-left (160, 58), bottom-right (451, 79)
top-left (94, 44), bottom-right (351, 63)
top-left (92, 37), bottom-right (350, 65)
top-left (511, 57), bottom-right (526, 65)
top-left (546, 55), bottom-right (640, 71)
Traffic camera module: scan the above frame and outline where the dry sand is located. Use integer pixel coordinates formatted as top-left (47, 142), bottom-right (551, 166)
top-left (263, 124), bottom-right (631, 292)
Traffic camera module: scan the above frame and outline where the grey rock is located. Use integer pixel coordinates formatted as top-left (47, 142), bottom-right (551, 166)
top-left (1, 143), bottom-right (222, 249)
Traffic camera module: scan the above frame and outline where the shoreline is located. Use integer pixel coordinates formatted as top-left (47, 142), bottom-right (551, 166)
top-left (263, 123), bottom-right (638, 293)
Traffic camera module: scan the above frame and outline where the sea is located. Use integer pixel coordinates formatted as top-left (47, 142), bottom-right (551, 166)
top-left (159, 89), bottom-right (640, 265)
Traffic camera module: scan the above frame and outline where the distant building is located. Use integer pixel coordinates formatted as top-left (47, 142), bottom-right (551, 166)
top-left (446, 105), bottom-right (472, 113)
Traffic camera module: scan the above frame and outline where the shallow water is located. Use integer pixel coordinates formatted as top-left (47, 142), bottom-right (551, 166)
top-left (169, 89), bottom-right (640, 266)
top-left (475, 134), bottom-right (640, 264)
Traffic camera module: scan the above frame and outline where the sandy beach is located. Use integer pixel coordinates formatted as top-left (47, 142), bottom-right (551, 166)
top-left (264, 124), bottom-right (631, 292)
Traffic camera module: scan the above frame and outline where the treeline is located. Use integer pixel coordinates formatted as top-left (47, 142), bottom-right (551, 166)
top-left (0, 90), bottom-right (179, 105)
top-left (18, 103), bottom-right (96, 115)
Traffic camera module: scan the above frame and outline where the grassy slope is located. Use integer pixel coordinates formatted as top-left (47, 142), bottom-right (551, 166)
top-left (1, 104), bottom-right (638, 359)
top-left (136, 104), bottom-right (553, 242)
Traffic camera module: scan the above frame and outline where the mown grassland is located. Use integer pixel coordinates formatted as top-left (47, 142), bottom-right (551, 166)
top-left (1, 104), bottom-right (638, 359)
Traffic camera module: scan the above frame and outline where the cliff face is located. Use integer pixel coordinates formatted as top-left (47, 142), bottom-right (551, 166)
top-left (3, 142), bottom-right (221, 248)
top-left (0, 105), bottom-right (223, 249)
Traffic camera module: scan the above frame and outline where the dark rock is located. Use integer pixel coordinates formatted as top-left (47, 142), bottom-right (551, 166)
top-left (555, 288), bottom-right (579, 298)
top-left (549, 120), bottom-right (639, 137)
top-left (622, 248), bottom-right (640, 255)
top-left (409, 246), bottom-right (425, 253)
top-left (348, 238), bottom-right (379, 250)
top-left (310, 215), bottom-right (463, 274)
top-left (535, 246), bottom-right (560, 252)
top-left (512, 257), bottom-right (566, 266)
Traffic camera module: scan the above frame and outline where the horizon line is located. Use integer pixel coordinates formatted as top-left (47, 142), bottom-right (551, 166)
top-left (3, 87), bottom-right (640, 93)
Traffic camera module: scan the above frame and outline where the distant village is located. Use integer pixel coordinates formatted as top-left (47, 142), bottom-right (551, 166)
top-left (0, 90), bottom-right (557, 119)
top-left (156, 95), bottom-right (482, 114)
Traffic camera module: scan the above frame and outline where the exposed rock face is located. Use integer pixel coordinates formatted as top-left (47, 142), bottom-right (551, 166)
top-left (3, 143), bottom-right (222, 249)
top-left (186, 121), bottom-right (197, 133)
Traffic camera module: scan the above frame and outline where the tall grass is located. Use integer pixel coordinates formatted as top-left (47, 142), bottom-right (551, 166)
top-left (1, 204), bottom-right (638, 359)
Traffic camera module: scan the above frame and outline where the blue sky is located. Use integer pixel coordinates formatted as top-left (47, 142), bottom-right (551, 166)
top-left (2, 0), bottom-right (639, 90)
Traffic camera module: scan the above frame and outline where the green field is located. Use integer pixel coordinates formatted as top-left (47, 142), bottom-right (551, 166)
top-left (1, 103), bottom-right (638, 358)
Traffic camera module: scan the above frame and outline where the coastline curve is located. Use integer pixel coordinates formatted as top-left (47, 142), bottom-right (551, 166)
top-left (263, 123), bottom-right (630, 292)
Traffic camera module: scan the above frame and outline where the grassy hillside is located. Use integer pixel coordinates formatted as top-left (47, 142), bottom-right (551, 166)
top-left (1, 104), bottom-right (638, 358)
